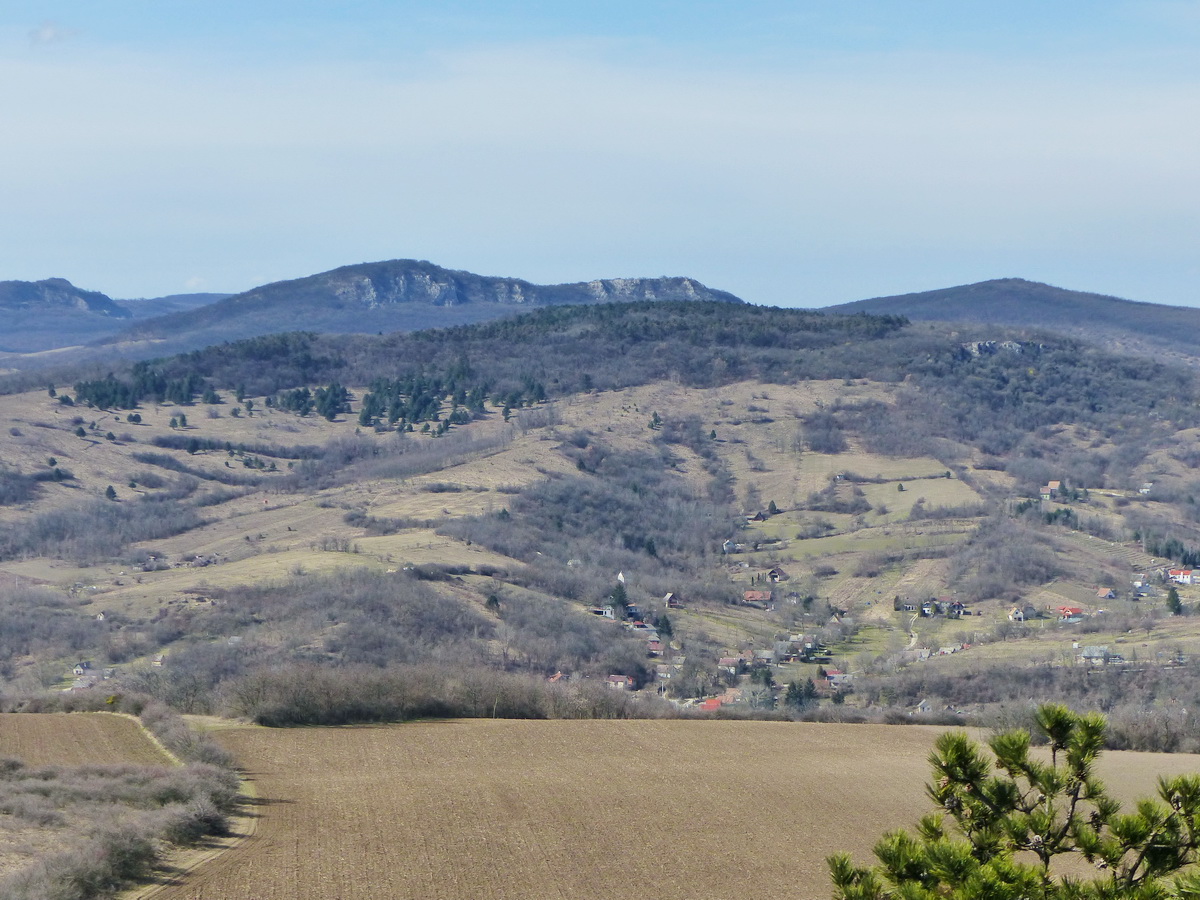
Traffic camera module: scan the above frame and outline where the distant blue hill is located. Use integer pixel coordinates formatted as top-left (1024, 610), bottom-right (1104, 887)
top-left (822, 278), bottom-right (1200, 362)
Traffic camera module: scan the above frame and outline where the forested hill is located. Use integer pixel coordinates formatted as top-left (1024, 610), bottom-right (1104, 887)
top-left (105, 259), bottom-right (745, 351)
top-left (822, 278), bottom-right (1200, 361)
top-left (69, 300), bottom-right (1195, 470)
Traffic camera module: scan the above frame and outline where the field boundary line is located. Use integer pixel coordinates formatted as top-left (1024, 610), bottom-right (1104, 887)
top-left (104, 712), bottom-right (183, 767)
top-left (119, 768), bottom-right (260, 899)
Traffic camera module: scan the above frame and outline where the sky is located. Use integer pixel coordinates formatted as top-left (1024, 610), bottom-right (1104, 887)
top-left (0, 1), bottom-right (1197, 308)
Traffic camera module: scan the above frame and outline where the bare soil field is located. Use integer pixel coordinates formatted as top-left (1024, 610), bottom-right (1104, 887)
top-left (0, 712), bottom-right (173, 767)
top-left (142, 720), bottom-right (1200, 900)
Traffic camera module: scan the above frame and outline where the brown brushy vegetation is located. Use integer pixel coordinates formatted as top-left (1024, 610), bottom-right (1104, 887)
top-left (857, 659), bottom-right (1200, 753)
top-left (0, 489), bottom-right (207, 565)
top-left (0, 758), bottom-right (238, 900)
top-left (107, 567), bottom-right (654, 714)
top-left (222, 663), bottom-right (675, 726)
top-left (0, 701), bottom-right (239, 899)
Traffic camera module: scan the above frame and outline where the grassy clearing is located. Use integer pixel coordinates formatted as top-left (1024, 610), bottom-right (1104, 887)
top-left (859, 478), bottom-right (981, 521)
top-left (783, 526), bottom-right (970, 559)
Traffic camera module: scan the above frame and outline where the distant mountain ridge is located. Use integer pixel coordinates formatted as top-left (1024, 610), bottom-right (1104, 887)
top-left (120, 293), bottom-right (233, 319)
top-left (0, 280), bottom-right (234, 355)
top-left (111, 258), bottom-right (745, 348)
top-left (0, 277), bottom-right (130, 318)
top-left (822, 278), bottom-right (1200, 363)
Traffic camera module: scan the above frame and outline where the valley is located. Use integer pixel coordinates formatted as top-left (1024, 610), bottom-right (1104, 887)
top-left (6, 280), bottom-right (1200, 895)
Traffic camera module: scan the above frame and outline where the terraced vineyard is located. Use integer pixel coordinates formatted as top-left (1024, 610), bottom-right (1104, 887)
top-left (144, 721), bottom-right (1200, 900)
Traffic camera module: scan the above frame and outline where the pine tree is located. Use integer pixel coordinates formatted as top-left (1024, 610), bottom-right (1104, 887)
top-left (1168, 586), bottom-right (1184, 616)
top-left (609, 582), bottom-right (629, 616)
top-left (830, 704), bottom-right (1200, 900)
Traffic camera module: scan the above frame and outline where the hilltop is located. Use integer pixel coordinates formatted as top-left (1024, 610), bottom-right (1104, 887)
top-left (0, 280), bottom-right (230, 356)
top-left (823, 278), bottom-right (1200, 362)
top-left (0, 277), bottom-right (130, 318)
top-left (104, 258), bottom-right (744, 353)
top-left (0, 260), bottom-right (742, 368)
top-left (0, 278), bottom-right (131, 354)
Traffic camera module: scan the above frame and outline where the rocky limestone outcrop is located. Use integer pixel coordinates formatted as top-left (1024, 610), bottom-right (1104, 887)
top-left (275, 261), bottom-right (742, 310)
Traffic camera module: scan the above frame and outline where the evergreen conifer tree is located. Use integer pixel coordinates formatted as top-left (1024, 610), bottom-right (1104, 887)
top-left (830, 704), bottom-right (1200, 900)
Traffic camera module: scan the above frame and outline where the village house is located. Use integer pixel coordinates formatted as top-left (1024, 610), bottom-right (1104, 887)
top-left (766, 566), bottom-right (789, 583)
top-left (824, 669), bottom-right (852, 690)
top-left (1008, 605), bottom-right (1038, 622)
top-left (1057, 606), bottom-right (1085, 622)
top-left (606, 674), bottom-right (634, 691)
top-left (1078, 646), bottom-right (1110, 667)
top-left (1096, 587), bottom-right (1116, 600)
top-left (1169, 569), bottom-right (1195, 585)
top-left (742, 589), bottom-right (772, 607)
top-left (717, 656), bottom-right (744, 675)
top-left (663, 592), bottom-right (684, 609)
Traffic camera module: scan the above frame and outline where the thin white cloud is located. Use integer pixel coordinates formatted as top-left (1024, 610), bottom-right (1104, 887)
top-left (28, 21), bottom-right (78, 46)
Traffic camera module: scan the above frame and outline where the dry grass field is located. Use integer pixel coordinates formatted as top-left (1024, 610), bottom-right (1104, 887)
top-left (141, 720), bottom-right (1200, 900)
top-left (0, 712), bottom-right (173, 767)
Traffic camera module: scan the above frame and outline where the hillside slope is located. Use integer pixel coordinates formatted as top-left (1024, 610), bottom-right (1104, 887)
top-left (0, 278), bottom-right (132, 353)
top-left (823, 278), bottom-right (1200, 361)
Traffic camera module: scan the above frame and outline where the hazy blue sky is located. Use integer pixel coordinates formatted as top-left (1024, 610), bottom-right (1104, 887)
top-left (1, 2), bottom-right (1197, 307)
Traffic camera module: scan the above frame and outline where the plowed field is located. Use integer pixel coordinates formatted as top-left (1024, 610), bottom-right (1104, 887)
top-left (136, 720), bottom-right (1200, 900)
top-left (0, 712), bottom-right (173, 767)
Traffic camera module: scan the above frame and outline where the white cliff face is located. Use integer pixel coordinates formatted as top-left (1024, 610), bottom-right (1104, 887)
top-left (218, 260), bottom-right (742, 318)
top-left (583, 277), bottom-right (706, 303)
top-left (331, 275), bottom-right (378, 306)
